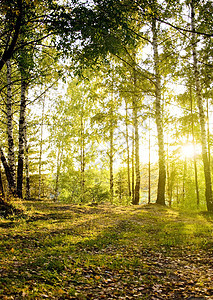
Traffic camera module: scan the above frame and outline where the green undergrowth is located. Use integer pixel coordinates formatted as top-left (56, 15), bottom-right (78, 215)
top-left (0, 201), bottom-right (213, 299)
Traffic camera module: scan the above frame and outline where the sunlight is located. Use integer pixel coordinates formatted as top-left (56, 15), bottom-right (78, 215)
top-left (181, 143), bottom-right (198, 159)
top-left (140, 146), bottom-right (158, 164)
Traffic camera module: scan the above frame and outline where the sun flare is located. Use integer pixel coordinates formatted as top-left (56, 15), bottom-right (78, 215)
top-left (181, 144), bottom-right (198, 158)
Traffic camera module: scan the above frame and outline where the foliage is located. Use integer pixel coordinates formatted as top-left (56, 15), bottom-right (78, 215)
top-left (0, 0), bottom-right (213, 210)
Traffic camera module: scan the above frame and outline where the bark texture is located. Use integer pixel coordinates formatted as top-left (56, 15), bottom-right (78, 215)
top-left (0, 147), bottom-right (16, 196)
top-left (0, 165), bottom-right (5, 198)
top-left (17, 77), bottom-right (27, 198)
top-left (6, 60), bottom-right (16, 185)
top-left (152, 18), bottom-right (166, 206)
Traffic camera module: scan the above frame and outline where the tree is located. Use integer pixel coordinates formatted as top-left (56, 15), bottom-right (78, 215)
top-left (0, 147), bottom-right (16, 196)
top-left (132, 66), bottom-right (141, 205)
top-left (17, 71), bottom-right (28, 198)
top-left (151, 17), bottom-right (166, 205)
top-left (6, 60), bottom-right (16, 185)
top-left (190, 0), bottom-right (213, 212)
top-left (124, 99), bottom-right (131, 198)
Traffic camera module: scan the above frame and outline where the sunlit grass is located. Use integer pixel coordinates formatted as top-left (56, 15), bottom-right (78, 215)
top-left (0, 202), bottom-right (213, 299)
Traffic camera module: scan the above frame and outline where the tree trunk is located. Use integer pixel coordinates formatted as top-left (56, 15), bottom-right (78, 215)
top-left (182, 156), bottom-right (187, 202)
top-left (0, 165), bottom-right (5, 198)
top-left (206, 97), bottom-right (211, 170)
top-left (109, 121), bottom-right (114, 204)
top-left (132, 98), bottom-right (140, 205)
top-left (17, 76), bottom-right (27, 198)
top-left (38, 98), bottom-right (45, 200)
top-left (80, 114), bottom-right (85, 202)
top-left (166, 137), bottom-right (171, 207)
top-left (148, 112), bottom-right (151, 204)
top-left (0, 0), bottom-right (22, 72)
top-left (131, 130), bottom-right (135, 203)
top-left (55, 143), bottom-right (63, 201)
top-left (24, 124), bottom-right (30, 199)
top-left (176, 177), bottom-right (179, 205)
top-left (152, 18), bottom-right (166, 206)
top-left (132, 66), bottom-right (140, 205)
top-left (190, 85), bottom-right (200, 207)
top-left (125, 100), bottom-right (131, 198)
top-left (190, 1), bottom-right (213, 212)
top-left (0, 147), bottom-right (16, 196)
top-left (6, 60), bottom-right (16, 185)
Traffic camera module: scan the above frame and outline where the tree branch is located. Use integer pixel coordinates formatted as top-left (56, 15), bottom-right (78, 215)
top-left (0, 0), bottom-right (23, 71)
top-left (155, 17), bottom-right (213, 37)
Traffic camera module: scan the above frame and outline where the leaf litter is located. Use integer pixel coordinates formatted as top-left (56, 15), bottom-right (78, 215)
top-left (0, 201), bottom-right (213, 299)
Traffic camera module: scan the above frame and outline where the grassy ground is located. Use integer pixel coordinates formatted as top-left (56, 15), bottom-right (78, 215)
top-left (0, 201), bottom-right (213, 299)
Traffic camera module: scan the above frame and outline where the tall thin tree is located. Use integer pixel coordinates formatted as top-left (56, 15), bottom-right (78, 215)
top-left (152, 17), bottom-right (166, 205)
top-left (6, 60), bottom-right (16, 185)
top-left (190, 0), bottom-right (213, 212)
top-left (17, 74), bottom-right (27, 198)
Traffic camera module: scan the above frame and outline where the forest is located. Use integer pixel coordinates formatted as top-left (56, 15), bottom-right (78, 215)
top-left (0, 0), bottom-right (212, 212)
top-left (0, 0), bottom-right (213, 299)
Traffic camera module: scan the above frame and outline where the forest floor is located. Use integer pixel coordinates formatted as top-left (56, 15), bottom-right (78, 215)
top-left (0, 201), bottom-right (213, 300)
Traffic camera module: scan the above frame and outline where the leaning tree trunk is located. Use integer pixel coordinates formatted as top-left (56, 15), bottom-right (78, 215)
top-left (152, 18), bottom-right (166, 206)
top-left (17, 76), bottom-right (27, 199)
top-left (6, 60), bottom-right (16, 185)
top-left (190, 1), bottom-right (213, 212)
top-left (0, 147), bottom-right (16, 196)
top-left (0, 0), bottom-right (22, 72)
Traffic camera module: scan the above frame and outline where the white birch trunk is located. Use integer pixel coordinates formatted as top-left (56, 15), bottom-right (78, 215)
top-left (17, 76), bottom-right (27, 198)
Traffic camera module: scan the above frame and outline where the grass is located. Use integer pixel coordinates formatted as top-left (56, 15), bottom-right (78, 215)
top-left (0, 201), bottom-right (213, 299)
